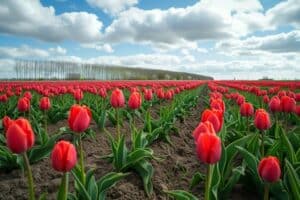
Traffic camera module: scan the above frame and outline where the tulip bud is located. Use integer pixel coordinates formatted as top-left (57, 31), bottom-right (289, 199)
top-left (73, 89), bottom-right (83, 102)
top-left (6, 118), bottom-right (35, 154)
top-left (39, 97), bottom-right (51, 111)
top-left (281, 96), bottom-right (296, 113)
top-left (269, 96), bottom-right (281, 112)
top-left (258, 156), bottom-right (281, 183)
top-left (196, 132), bottom-right (222, 164)
top-left (128, 92), bottom-right (142, 110)
top-left (2, 116), bottom-right (12, 132)
top-left (210, 98), bottom-right (225, 113)
top-left (156, 88), bottom-right (165, 99)
top-left (193, 121), bottom-right (215, 141)
top-left (165, 90), bottom-right (173, 100)
top-left (51, 140), bottom-right (77, 172)
top-left (99, 88), bottom-right (107, 98)
top-left (254, 109), bottom-right (271, 130)
top-left (23, 91), bottom-right (32, 100)
top-left (240, 102), bottom-right (254, 117)
top-left (68, 105), bottom-right (91, 133)
top-left (201, 109), bottom-right (223, 133)
top-left (144, 89), bottom-right (153, 101)
top-left (110, 88), bottom-right (125, 108)
top-left (263, 95), bottom-right (270, 104)
top-left (17, 97), bottom-right (30, 112)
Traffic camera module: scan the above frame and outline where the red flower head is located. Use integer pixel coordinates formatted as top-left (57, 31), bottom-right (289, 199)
top-left (269, 96), bottom-right (281, 113)
top-left (258, 156), bottom-right (281, 183)
top-left (23, 91), bottom-right (32, 100)
top-left (240, 102), bottom-right (254, 117)
top-left (128, 92), bottom-right (142, 110)
top-left (6, 118), bottom-right (35, 154)
top-left (51, 140), bottom-right (77, 172)
top-left (201, 109), bottom-right (223, 133)
top-left (196, 132), bottom-right (222, 164)
top-left (144, 89), bottom-right (153, 101)
top-left (99, 88), bottom-right (107, 98)
top-left (17, 97), bottom-right (30, 112)
top-left (165, 90), bottom-right (173, 100)
top-left (110, 88), bottom-right (125, 108)
top-left (68, 105), bottom-right (91, 133)
top-left (2, 116), bottom-right (12, 132)
top-left (73, 89), bottom-right (83, 102)
top-left (254, 109), bottom-right (271, 130)
top-left (210, 98), bottom-right (225, 113)
top-left (193, 121), bottom-right (215, 142)
top-left (156, 88), bottom-right (165, 99)
top-left (39, 97), bottom-right (51, 111)
top-left (263, 95), bottom-right (270, 104)
top-left (281, 95), bottom-right (296, 113)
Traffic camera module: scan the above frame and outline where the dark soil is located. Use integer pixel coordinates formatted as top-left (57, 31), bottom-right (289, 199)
top-left (0, 89), bottom-right (258, 200)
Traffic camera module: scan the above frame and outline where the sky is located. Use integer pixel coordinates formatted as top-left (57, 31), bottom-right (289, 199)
top-left (0, 0), bottom-right (300, 80)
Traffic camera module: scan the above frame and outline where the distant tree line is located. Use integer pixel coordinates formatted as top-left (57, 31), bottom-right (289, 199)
top-left (14, 60), bottom-right (213, 80)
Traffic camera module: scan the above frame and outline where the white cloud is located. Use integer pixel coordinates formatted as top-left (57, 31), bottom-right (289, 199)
top-left (0, 0), bottom-right (103, 42)
top-left (86, 0), bottom-right (138, 15)
top-left (216, 30), bottom-right (300, 56)
top-left (0, 45), bottom-right (49, 58)
top-left (81, 43), bottom-right (114, 53)
top-left (49, 46), bottom-right (67, 55)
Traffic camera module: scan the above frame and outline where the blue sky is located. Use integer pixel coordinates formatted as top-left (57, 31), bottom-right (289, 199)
top-left (0, 0), bottom-right (300, 79)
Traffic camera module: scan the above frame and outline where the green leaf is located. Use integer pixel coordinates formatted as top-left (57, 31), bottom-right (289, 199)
top-left (122, 148), bottom-right (153, 171)
top-left (133, 160), bottom-right (154, 196)
top-left (284, 159), bottom-right (300, 199)
top-left (189, 172), bottom-right (205, 190)
top-left (164, 190), bottom-right (198, 200)
top-left (71, 170), bottom-right (91, 200)
top-left (221, 165), bottom-right (245, 197)
top-left (210, 164), bottom-right (221, 200)
top-left (279, 126), bottom-right (297, 164)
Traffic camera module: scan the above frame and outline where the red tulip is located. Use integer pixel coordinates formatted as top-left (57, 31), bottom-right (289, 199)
top-left (258, 156), bottom-right (281, 183)
top-left (68, 105), bottom-right (91, 133)
top-left (128, 92), bottom-right (142, 110)
top-left (6, 118), bottom-right (35, 154)
top-left (193, 121), bottom-right (215, 141)
top-left (210, 98), bottom-right (225, 113)
top-left (196, 132), bottom-right (222, 164)
top-left (144, 89), bottom-right (153, 101)
top-left (0, 94), bottom-right (8, 103)
top-left (254, 109), bottom-right (271, 130)
top-left (263, 95), bottom-right (270, 104)
top-left (73, 89), bottom-right (83, 102)
top-left (240, 102), bottom-right (254, 117)
top-left (269, 96), bottom-right (281, 112)
top-left (17, 97), bottom-right (30, 112)
top-left (156, 88), bottom-right (165, 99)
top-left (23, 91), bottom-right (32, 100)
top-left (236, 95), bottom-right (245, 106)
top-left (51, 140), bottom-right (77, 172)
top-left (2, 116), bottom-right (12, 132)
top-left (110, 88), bottom-right (125, 108)
top-left (281, 96), bottom-right (296, 113)
top-left (39, 97), bottom-right (51, 111)
top-left (99, 88), bottom-right (107, 98)
top-left (201, 109), bottom-right (223, 133)
top-left (165, 90), bottom-right (173, 100)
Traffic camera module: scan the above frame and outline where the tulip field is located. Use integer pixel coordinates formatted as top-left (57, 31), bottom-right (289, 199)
top-left (1, 80), bottom-right (300, 200)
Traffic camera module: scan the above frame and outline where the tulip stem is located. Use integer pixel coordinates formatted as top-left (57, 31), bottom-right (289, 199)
top-left (44, 111), bottom-right (47, 135)
top-left (59, 172), bottom-right (69, 200)
top-left (116, 108), bottom-right (120, 140)
top-left (264, 183), bottom-right (270, 200)
top-left (78, 136), bottom-right (85, 185)
top-left (204, 164), bottom-right (213, 200)
top-left (261, 131), bottom-right (265, 157)
top-left (23, 153), bottom-right (35, 200)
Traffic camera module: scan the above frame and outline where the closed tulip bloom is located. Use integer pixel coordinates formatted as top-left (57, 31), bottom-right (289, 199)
top-left (193, 121), bottom-right (215, 141)
top-left (68, 105), bottom-right (91, 133)
top-left (17, 97), bottom-right (30, 112)
top-left (240, 102), bottom-right (254, 117)
top-left (254, 109), bottom-right (271, 130)
top-left (2, 116), bottom-right (12, 132)
top-left (258, 156), bottom-right (281, 183)
top-left (196, 132), bottom-right (222, 164)
top-left (0, 94), bottom-right (8, 103)
top-left (236, 95), bottom-right (245, 106)
top-left (73, 89), bottom-right (83, 102)
top-left (51, 140), bottom-right (77, 172)
top-left (281, 96), bottom-right (296, 113)
top-left (201, 109), bottom-right (223, 133)
top-left (156, 88), bottom-right (165, 99)
top-left (99, 88), bottom-right (107, 98)
top-left (110, 88), bottom-right (125, 108)
top-left (165, 90), bottom-right (173, 100)
top-left (6, 118), bottom-right (35, 154)
top-left (128, 92), bottom-right (142, 110)
top-left (210, 98), bottom-right (225, 113)
top-left (144, 89), bottom-right (153, 101)
top-left (39, 97), bottom-right (51, 111)
top-left (263, 95), bottom-right (270, 104)
top-left (23, 91), bottom-right (32, 100)
top-left (269, 96), bottom-right (281, 112)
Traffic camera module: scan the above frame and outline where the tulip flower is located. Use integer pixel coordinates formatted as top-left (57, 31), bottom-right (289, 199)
top-left (39, 97), bottom-right (51, 111)
top-left (144, 89), bottom-right (153, 101)
top-left (68, 105), bottom-right (91, 133)
top-left (210, 98), bottom-right (225, 113)
top-left (23, 91), bottom-right (32, 100)
top-left (51, 140), bottom-right (77, 200)
top-left (164, 90), bottom-right (173, 100)
top-left (196, 132), bottom-right (222, 200)
top-left (128, 91), bottom-right (142, 110)
top-left (263, 95), bottom-right (270, 104)
top-left (68, 105), bottom-right (91, 184)
top-left (201, 109), bottom-right (223, 133)
top-left (17, 97), bottom-right (30, 113)
top-left (258, 156), bottom-right (281, 200)
top-left (156, 88), bottom-right (165, 99)
top-left (254, 109), bottom-right (271, 156)
top-left (192, 121), bottom-right (215, 142)
top-left (73, 89), bottom-right (83, 103)
top-left (99, 88), bottom-right (107, 98)
top-left (269, 96), bottom-right (281, 113)
top-left (110, 88), bottom-right (125, 108)
top-left (6, 118), bottom-right (35, 200)
top-left (240, 102), bottom-right (254, 132)
top-left (2, 115), bottom-right (12, 133)
top-left (281, 95), bottom-right (296, 113)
